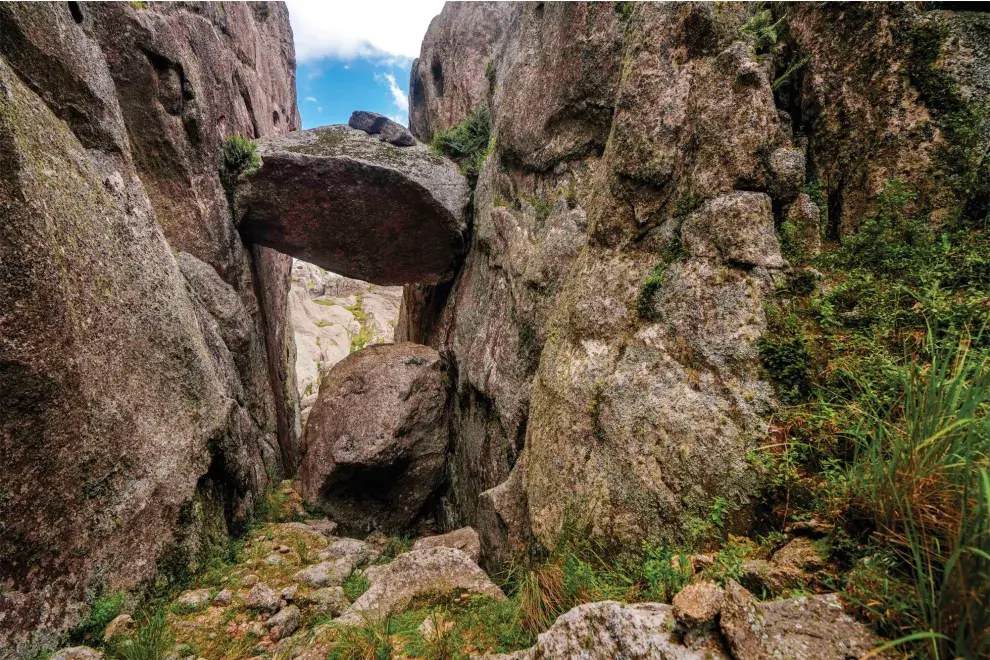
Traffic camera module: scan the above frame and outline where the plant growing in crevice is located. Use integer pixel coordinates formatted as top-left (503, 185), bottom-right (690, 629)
top-left (431, 107), bottom-right (493, 189)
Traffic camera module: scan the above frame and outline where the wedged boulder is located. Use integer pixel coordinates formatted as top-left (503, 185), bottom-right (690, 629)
top-left (236, 125), bottom-right (470, 285)
top-left (336, 547), bottom-right (505, 625)
top-left (719, 580), bottom-right (882, 660)
top-left (412, 527), bottom-right (481, 563)
top-left (348, 110), bottom-right (416, 146)
top-left (484, 601), bottom-right (729, 660)
top-left (299, 343), bottom-right (451, 534)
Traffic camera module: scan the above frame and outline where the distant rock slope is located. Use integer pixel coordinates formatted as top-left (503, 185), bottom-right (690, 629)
top-left (289, 261), bottom-right (402, 424)
top-left (0, 2), bottom-right (300, 653)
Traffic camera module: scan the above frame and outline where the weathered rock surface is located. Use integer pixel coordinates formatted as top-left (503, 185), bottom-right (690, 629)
top-left (49, 648), bottom-right (103, 660)
top-left (102, 614), bottom-right (135, 642)
top-left (176, 589), bottom-right (212, 609)
top-left (337, 547), bottom-right (505, 626)
top-left (236, 125), bottom-right (470, 285)
top-left (412, 527), bottom-right (482, 564)
top-left (319, 538), bottom-right (378, 565)
top-left (265, 604), bottom-right (300, 640)
top-left (245, 584), bottom-right (282, 614)
top-left (348, 110), bottom-right (416, 147)
top-left (300, 343), bottom-right (451, 534)
top-left (672, 582), bottom-right (724, 628)
top-left (310, 587), bottom-right (349, 616)
top-left (292, 559), bottom-right (354, 589)
top-left (720, 580), bottom-right (881, 660)
top-left (289, 260), bottom-right (402, 423)
top-left (485, 601), bottom-right (729, 660)
top-left (0, 2), bottom-right (300, 652)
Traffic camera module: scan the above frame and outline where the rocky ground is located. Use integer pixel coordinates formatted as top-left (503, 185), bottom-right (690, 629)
top-left (290, 262), bottom-right (402, 423)
top-left (50, 482), bottom-right (885, 660)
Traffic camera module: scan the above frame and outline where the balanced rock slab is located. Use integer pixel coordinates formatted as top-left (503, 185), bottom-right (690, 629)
top-left (236, 125), bottom-right (470, 285)
top-left (300, 343), bottom-right (451, 534)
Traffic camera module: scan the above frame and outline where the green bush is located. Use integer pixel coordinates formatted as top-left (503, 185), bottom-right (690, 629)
top-left (431, 107), bottom-right (493, 186)
top-left (222, 135), bottom-right (260, 175)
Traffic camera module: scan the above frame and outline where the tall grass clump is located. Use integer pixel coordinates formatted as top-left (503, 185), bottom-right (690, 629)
top-left (841, 336), bottom-right (990, 659)
top-left (430, 107), bottom-right (493, 186)
top-left (108, 615), bottom-right (174, 660)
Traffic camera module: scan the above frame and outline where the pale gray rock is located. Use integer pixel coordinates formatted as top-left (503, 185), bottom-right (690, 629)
top-left (292, 559), bottom-right (354, 588)
top-left (320, 538), bottom-right (378, 565)
top-left (306, 519), bottom-right (340, 538)
top-left (300, 343), bottom-right (451, 534)
top-left (483, 601), bottom-right (729, 660)
top-left (265, 604), bottom-right (300, 641)
top-left (311, 587), bottom-right (349, 616)
top-left (769, 146), bottom-right (806, 202)
top-left (236, 125), bottom-right (470, 285)
top-left (50, 648), bottom-right (104, 660)
top-left (681, 192), bottom-right (785, 268)
top-left (212, 589), bottom-right (233, 607)
top-left (176, 589), bottom-right (212, 609)
top-left (720, 580), bottom-right (882, 660)
top-left (412, 527), bottom-right (481, 563)
top-left (336, 547), bottom-right (505, 625)
top-left (245, 584), bottom-right (281, 613)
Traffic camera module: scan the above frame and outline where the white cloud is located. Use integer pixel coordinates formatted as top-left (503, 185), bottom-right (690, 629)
top-left (375, 72), bottom-right (409, 124)
top-left (286, 0), bottom-right (446, 63)
top-left (304, 96), bottom-right (318, 103)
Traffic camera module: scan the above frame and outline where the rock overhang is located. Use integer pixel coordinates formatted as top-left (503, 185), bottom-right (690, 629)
top-left (235, 124), bottom-right (470, 286)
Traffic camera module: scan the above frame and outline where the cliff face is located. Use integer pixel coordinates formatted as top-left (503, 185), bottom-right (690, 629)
top-left (399, 2), bottom-right (990, 562)
top-left (0, 2), bottom-right (300, 651)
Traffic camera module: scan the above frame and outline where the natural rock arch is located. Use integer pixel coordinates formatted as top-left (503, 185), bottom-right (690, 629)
top-left (235, 124), bottom-right (470, 286)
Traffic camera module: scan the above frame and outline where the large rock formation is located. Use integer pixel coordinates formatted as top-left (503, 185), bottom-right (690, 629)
top-left (299, 343), bottom-right (451, 534)
top-left (236, 125), bottom-right (471, 285)
top-left (0, 2), bottom-right (300, 653)
top-left (398, 1), bottom-right (990, 562)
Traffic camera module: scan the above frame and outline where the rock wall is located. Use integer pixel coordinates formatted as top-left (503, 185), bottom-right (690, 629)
top-left (398, 2), bottom-right (990, 563)
top-left (0, 2), bottom-right (300, 652)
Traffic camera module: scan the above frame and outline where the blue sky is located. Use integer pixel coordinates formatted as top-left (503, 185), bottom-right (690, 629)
top-left (297, 58), bottom-right (412, 129)
top-left (286, 0), bottom-right (445, 130)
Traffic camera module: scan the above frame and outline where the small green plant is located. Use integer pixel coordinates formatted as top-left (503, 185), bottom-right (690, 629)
top-left (377, 536), bottom-right (413, 563)
top-left (636, 265), bottom-right (666, 321)
top-left (222, 135), bottom-right (260, 175)
top-left (108, 615), bottom-right (173, 660)
top-left (758, 310), bottom-right (813, 403)
top-left (641, 542), bottom-right (692, 601)
top-left (316, 320), bottom-right (334, 328)
top-left (72, 592), bottom-right (125, 643)
top-left (431, 107), bottom-right (493, 187)
top-left (128, 1), bottom-right (146, 8)
top-left (343, 572), bottom-right (371, 602)
top-left (741, 7), bottom-right (788, 55)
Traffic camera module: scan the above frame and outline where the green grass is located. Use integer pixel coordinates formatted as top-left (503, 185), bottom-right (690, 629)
top-left (431, 107), bottom-right (493, 188)
top-left (71, 592), bottom-right (125, 644)
top-left (106, 615), bottom-right (173, 660)
top-left (756, 172), bottom-right (990, 659)
top-left (839, 337), bottom-right (990, 659)
top-left (342, 572), bottom-right (371, 602)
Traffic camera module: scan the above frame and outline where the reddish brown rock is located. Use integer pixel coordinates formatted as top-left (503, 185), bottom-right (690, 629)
top-left (300, 343), bottom-right (451, 534)
top-left (236, 125), bottom-right (470, 285)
